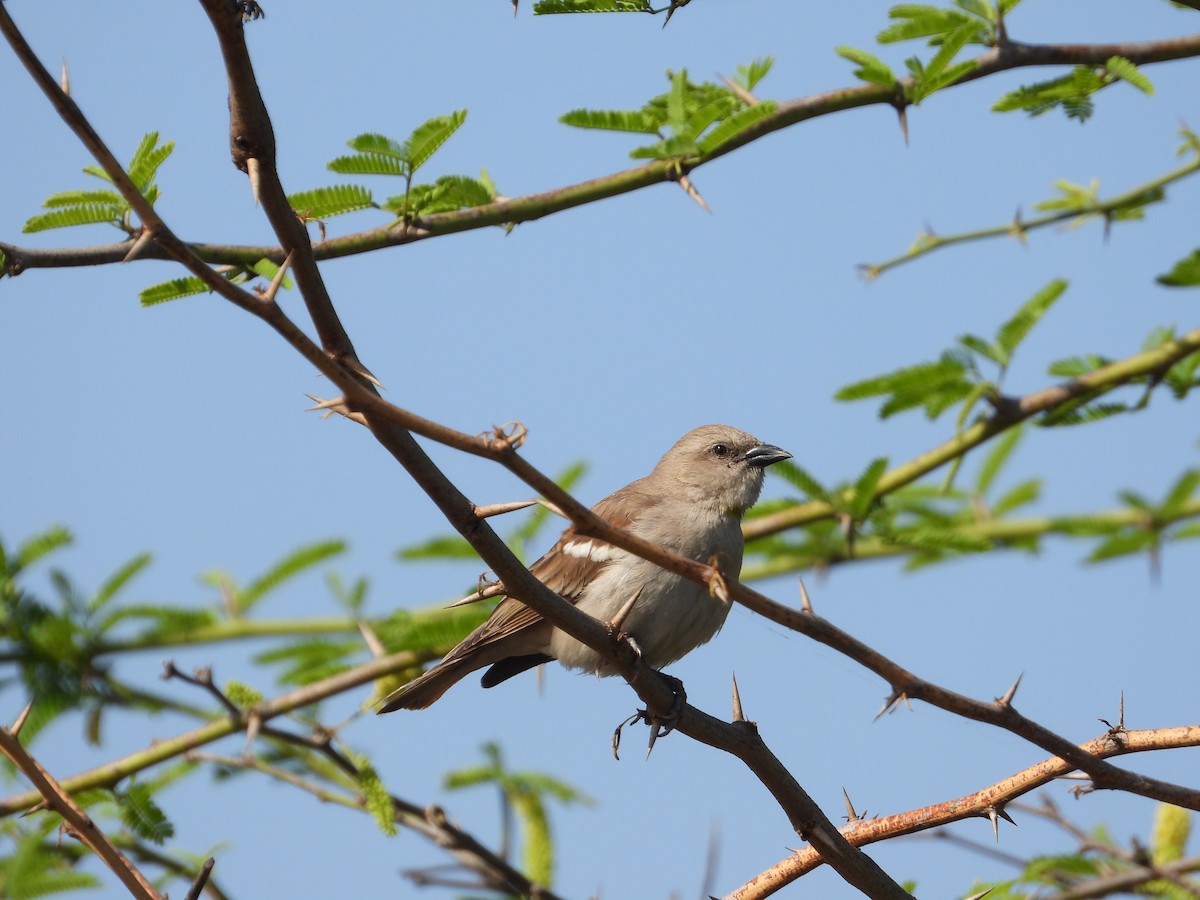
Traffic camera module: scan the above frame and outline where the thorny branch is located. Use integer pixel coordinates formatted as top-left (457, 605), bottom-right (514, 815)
top-left (727, 725), bottom-right (1200, 900)
top-left (0, 719), bottom-right (162, 900)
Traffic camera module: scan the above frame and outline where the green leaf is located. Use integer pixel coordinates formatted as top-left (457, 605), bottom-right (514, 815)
top-left (697, 100), bottom-right (778, 155)
top-left (735, 56), bottom-right (775, 92)
top-left (559, 108), bottom-right (663, 134)
top-left (90, 552), bottom-right (152, 613)
top-left (287, 184), bottom-right (375, 219)
top-left (995, 278), bottom-right (1067, 357)
top-left (1105, 56), bottom-right (1154, 94)
top-left (425, 174), bottom-right (497, 210)
top-left (236, 539), bottom-right (347, 613)
top-left (629, 133), bottom-right (699, 160)
top-left (1039, 399), bottom-right (1129, 426)
top-left (772, 461), bottom-right (830, 501)
top-left (249, 258), bottom-right (294, 291)
top-left (23, 204), bottom-right (123, 232)
top-left (1157, 248), bottom-right (1200, 287)
top-left (992, 478), bottom-right (1042, 516)
top-left (836, 355), bottom-right (969, 402)
top-left (1047, 354), bottom-right (1110, 378)
top-left (976, 425), bottom-right (1023, 495)
top-left (139, 275), bottom-right (210, 306)
top-left (1087, 529), bottom-right (1158, 562)
top-left (666, 69), bottom-right (688, 132)
top-left (993, 66), bottom-right (1109, 121)
top-left (405, 110), bottom-right (467, 174)
top-left (346, 133), bottom-right (406, 158)
top-left (224, 679), bottom-right (264, 708)
top-left (15, 526), bottom-right (73, 572)
top-left (959, 333), bottom-right (1004, 366)
top-left (1162, 469), bottom-right (1200, 517)
top-left (397, 535), bottom-right (479, 562)
top-left (835, 46), bottom-right (896, 86)
top-left (328, 148), bottom-right (407, 177)
top-left (355, 755), bottom-right (397, 837)
top-left (117, 783), bottom-right (174, 844)
top-left (877, 4), bottom-right (975, 44)
top-left (127, 133), bottom-right (175, 193)
top-left (850, 458), bottom-right (889, 521)
top-left (41, 188), bottom-right (125, 208)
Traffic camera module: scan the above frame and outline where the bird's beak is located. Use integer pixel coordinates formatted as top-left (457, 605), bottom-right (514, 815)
top-left (738, 443), bottom-right (792, 468)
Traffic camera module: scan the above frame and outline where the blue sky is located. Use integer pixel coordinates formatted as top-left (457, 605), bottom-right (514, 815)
top-left (2, 1), bottom-right (1199, 898)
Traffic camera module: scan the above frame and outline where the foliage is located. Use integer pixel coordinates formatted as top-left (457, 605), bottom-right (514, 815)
top-left (22, 133), bottom-right (173, 235)
top-left (560, 60), bottom-right (778, 160)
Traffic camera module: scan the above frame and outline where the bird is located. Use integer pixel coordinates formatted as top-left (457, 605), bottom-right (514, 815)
top-left (377, 424), bottom-right (791, 712)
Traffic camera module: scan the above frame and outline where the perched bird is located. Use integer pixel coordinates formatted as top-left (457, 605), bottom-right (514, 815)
top-left (378, 424), bottom-right (791, 712)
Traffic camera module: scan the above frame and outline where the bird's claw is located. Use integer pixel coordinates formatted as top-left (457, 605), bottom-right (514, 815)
top-left (611, 674), bottom-right (687, 760)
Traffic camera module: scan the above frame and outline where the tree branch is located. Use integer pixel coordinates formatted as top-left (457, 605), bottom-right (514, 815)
top-left (4, 33), bottom-right (1200, 275)
top-left (728, 725), bottom-right (1200, 899)
top-left (0, 724), bottom-right (162, 900)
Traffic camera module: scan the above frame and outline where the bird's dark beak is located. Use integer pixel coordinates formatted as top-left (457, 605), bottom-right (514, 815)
top-left (738, 443), bottom-right (792, 468)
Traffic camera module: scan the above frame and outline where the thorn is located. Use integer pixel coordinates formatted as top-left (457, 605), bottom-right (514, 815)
top-left (473, 499), bottom-right (539, 519)
top-left (1010, 207), bottom-right (1028, 244)
top-left (985, 804), bottom-right (1016, 841)
top-left (10, 702), bottom-right (33, 737)
top-left (875, 690), bottom-right (911, 720)
top-left (244, 711), bottom-right (262, 748)
top-left (534, 499), bottom-right (566, 519)
top-left (512, 0), bottom-right (518, 16)
top-left (247, 157), bottom-right (262, 206)
top-left (677, 174), bottom-right (711, 213)
top-left (122, 227), bottom-right (154, 263)
top-left (305, 394), bottom-right (367, 426)
top-left (731, 673), bottom-right (745, 722)
top-left (895, 102), bottom-right (909, 147)
top-left (719, 74), bottom-right (758, 106)
top-left (356, 621), bottom-right (386, 659)
top-left (842, 787), bottom-right (860, 823)
top-left (59, 58), bottom-right (69, 96)
top-left (797, 576), bottom-right (813, 613)
top-left (996, 672), bottom-right (1023, 708)
top-left (608, 586), bottom-right (644, 634)
top-left (964, 891), bottom-right (994, 900)
top-left (306, 394), bottom-right (346, 412)
top-left (445, 583), bottom-right (506, 608)
top-left (342, 355), bottom-right (384, 390)
top-left (262, 250), bottom-right (293, 303)
top-left (646, 721), bottom-right (663, 758)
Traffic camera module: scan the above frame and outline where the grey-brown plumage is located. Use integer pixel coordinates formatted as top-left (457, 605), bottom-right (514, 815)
top-left (378, 425), bottom-right (791, 712)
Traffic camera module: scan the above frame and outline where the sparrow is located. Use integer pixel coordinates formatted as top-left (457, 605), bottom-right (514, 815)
top-left (378, 424), bottom-right (791, 712)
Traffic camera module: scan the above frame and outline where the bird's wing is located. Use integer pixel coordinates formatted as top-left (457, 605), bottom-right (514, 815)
top-left (459, 486), bottom-right (654, 647)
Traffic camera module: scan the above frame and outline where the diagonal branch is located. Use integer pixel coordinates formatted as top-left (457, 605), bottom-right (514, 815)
top-left (727, 724), bottom-right (1200, 899)
top-left (0, 724), bottom-right (162, 900)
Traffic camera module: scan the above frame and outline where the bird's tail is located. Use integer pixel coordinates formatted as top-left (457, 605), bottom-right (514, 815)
top-left (376, 658), bottom-right (474, 712)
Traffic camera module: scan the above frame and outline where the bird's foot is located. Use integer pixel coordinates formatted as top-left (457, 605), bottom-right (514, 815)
top-left (610, 673), bottom-right (686, 760)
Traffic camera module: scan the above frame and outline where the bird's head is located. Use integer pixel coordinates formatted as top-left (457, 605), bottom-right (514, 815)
top-left (652, 424), bottom-right (792, 515)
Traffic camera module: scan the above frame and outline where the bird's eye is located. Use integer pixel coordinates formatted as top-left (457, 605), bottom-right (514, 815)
top-left (710, 443), bottom-right (730, 458)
